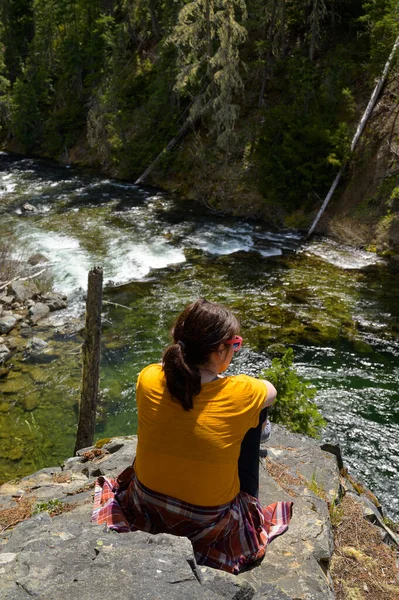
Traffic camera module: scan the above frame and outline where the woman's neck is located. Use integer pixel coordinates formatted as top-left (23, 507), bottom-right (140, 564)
top-left (199, 368), bottom-right (220, 383)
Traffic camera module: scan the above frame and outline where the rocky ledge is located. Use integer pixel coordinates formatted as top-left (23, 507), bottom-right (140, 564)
top-left (0, 426), bottom-right (398, 600)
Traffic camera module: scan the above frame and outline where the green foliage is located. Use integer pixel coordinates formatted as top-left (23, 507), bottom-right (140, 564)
top-left (0, 37), bottom-right (11, 136)
top-left (0, 40), bottom-right (10, 97)
top-left (257, 54), bottom-right (353, 209)
top-left (307, 469), bottom-right (327, 499)
top-left (329, 496), bottom-right (345, 527)
top-left (382, 515), bottom-right (399, 534)
top-left (261, 348), bottom-right (326, 438)
top-left (10, 72), bottom-right (44, 150)
top-left (33, 498), bottom-right (63, 515)
top-left (360, 0), bottom-right (399, 68)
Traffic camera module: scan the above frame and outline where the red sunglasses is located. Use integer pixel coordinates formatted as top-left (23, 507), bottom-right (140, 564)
top-left (224, 335), bottom-right (243, 352)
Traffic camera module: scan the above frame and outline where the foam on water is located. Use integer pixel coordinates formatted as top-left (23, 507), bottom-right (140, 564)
top-left (184, 222), bottom-right (294, 257)
top-left (14, 223), bottom-right (92, 294)
top-left (187, 225), bottom-right (254, 255)
top-left (302, 239), bottom-right (383, 269)
top-left (105, 237), bottom-right (186, 285)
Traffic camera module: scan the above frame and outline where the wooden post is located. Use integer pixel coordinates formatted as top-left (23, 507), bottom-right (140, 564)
top-left (74, 267), bottom-right (103, 454)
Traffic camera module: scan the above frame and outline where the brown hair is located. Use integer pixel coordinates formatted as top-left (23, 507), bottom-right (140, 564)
top-left (162, 298), bottom-right (240, 410)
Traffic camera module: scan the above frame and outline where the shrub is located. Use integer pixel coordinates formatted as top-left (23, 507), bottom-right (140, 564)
top-left (260, 348), bottom-right (326, 438)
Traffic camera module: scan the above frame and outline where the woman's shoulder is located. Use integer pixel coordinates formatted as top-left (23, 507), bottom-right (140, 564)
top-left (226, 373), bottom-right (260, 385)
top-left (224, 373), bottom-right (267, 395)
top-left (137, 363), bottom-right (163, 386)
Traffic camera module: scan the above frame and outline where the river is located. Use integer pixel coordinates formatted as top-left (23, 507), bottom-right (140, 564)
top-left (0, 153), bottom-right (398, 519)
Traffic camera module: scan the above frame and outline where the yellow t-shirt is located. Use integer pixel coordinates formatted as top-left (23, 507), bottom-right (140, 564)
top-left (135, 363), bottom-right (267, 506)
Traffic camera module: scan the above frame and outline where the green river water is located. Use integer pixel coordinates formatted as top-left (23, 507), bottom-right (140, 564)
top-left (0, 153), bottom-right (398, 519)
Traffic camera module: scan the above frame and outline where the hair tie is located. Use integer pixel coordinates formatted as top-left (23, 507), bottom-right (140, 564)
top-left (177, 340), bottom-right (185, 351)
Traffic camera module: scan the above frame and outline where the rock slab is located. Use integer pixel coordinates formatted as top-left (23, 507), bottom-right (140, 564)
top-left (0, 430), bottom-right (344, 600)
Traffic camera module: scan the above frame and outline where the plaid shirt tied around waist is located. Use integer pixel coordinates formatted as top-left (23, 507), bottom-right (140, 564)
top-left (91, 465), bottom-right (293, 574)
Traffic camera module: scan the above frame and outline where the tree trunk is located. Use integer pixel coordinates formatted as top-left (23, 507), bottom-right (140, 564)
top-left (135, 119), bottom-right (193, 184)
top-left (74, 267), bottom-right (103, 454)
top-left (258, 0), bottom-right (278, 108)
top-left (149, 0), bottom-right (161, 40)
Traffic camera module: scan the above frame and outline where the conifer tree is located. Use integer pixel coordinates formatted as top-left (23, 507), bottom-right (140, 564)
top-left (168, 0), bottom-right (248, 149)
top-left (0, 35), bottom-right (11, 135)
top-left (308, 0), bottom-right (328, 61)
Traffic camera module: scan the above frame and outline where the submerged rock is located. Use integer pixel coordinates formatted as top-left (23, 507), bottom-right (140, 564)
top-left (0, 316), bottom-right (17, 335)
top-left (22, 392), bottom-right (40, 411)
top-left (1, 375), bottom-right (26, 394)
top-left (28, 253), bottom-right (49, 266)
top-left (25, 337), bottom-right (49, 355)
top-left (0, 345), bottom-right (11, 364)
top-left (29, 302), bottom-right (50, 324)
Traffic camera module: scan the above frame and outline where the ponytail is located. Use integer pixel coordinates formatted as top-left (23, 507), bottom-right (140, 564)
top-left (162, 343), bottom-right (201, 411)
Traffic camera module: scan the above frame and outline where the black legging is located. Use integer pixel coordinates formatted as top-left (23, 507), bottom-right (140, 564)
top-left (238, 408), bottom-right (268, 498)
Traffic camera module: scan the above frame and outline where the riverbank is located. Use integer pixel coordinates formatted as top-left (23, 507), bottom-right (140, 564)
top-left (0, 264), bottom-right (69, 392)
top-left (0, 426), bottom-right (398, 600)
top-left (5, 75), bottom-right (399, 264)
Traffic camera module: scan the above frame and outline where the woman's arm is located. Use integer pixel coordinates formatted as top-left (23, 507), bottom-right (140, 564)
top-left (260, 379), bottom-right (277, 408)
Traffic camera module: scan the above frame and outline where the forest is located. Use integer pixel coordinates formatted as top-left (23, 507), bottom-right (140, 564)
top-left (0, 0), bottom-right (398, 228)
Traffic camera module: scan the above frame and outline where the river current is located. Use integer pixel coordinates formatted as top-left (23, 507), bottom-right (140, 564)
top-left (0, 153), bottom-right (398, 519)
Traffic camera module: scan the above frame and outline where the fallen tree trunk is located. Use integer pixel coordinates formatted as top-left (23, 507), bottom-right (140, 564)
top-left (135, 119), bottom-right (193, 185)
top-left (0, 268), bottom-right (48, 292)
top-left (307, 35), bottom-right (399, 239)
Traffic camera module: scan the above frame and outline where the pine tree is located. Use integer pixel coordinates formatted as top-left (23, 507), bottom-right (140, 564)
top-left (168, 0), bottom-right (248, 149)
top-left (0, 34), bottom-right (11, 135)
top-left (308, 0), bottom-right (329, 61)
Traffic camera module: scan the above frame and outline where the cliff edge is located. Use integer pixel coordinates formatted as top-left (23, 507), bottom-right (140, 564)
top-left (0, 426), bottom-right (398, 600)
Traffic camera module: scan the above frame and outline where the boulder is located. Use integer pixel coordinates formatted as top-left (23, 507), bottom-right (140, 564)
top-left (9, 280), bottom-right (39, 302)
top-left (0, 344), bottom-right (11, 363)
top-left (40, 291), bottom-right (67, 311)
top-left (22, 393), bottom-right (40, 411)
top-left (0, 430), bottom-right (340, 600)
top-left (29, 302), bottom-right (50, 324)
top-left (28, 253), bottom-right (49, 266)
top-left (0, 315), bottom-right (17, 335)
top-left (0, 295), bottom-right (14, 306)
top-left (25, 337), bottom-right (49, 354)
top-left (1, 521), bottom-right (210, 600)
top-left (6, 337), bottom-right (20, 351)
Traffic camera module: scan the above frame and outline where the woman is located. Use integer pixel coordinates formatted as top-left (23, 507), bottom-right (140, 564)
top-left (92, 298), bottom-right (292, 574)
